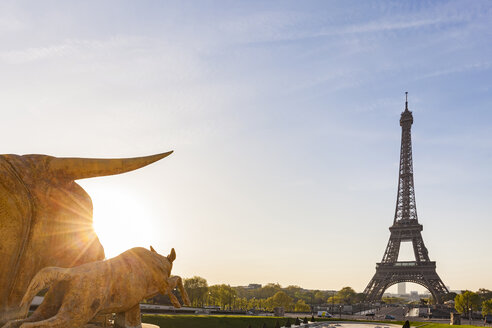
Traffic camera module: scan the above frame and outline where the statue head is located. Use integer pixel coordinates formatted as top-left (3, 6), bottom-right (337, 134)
top-left (150, 245), bottom-right (176, 274)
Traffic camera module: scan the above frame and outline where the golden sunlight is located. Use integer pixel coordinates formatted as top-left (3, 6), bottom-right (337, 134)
top-left (90, 186), bottom-right (169, 259)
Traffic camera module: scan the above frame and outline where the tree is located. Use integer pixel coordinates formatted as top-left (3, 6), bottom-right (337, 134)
top-left (483, 299), bottom-right (492, 316)
top-left (441, 292), bottom-right (457, 303)
top-left (268, 291), bottom-right (294, 311)
top-left (237, 297), bottom-right (248, 310)
top-left (382, 296), bottom-right (407, 304)
top-left (478, 289), bottom-right (492, 303)
top-left (247, 297), bottom-right (259, 310)
top-left (421, 297), bottom-right (435, 305)
top-left (285, 285), bottom-right (302, 298)
top-left (209, 284), bottom-right (237, 310)
top-left (327, 287), bottom-right (357, 305)
top-left (184, 276), bottom-right (208, 307)
top-left (314, 291), bottom-right (327, 304)
top-left (257, 283), bottom-right (282, 299)
top-left (295, 299), bottom-right (311, 312)
top-left (353, 293), bottom-right (366, 304)
top-left (455, 291), bottom-right (481, 317)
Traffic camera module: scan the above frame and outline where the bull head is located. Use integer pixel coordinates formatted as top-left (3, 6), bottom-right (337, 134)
top-left (0, 152), bottom-right (172, 323)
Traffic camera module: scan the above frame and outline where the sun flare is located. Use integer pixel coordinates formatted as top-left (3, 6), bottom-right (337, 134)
top-left (89, 186), bottom-right (169, 259)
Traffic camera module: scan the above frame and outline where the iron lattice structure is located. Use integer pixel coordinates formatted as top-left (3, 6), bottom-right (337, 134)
top-left (363, 94), bottom-right (449, 303)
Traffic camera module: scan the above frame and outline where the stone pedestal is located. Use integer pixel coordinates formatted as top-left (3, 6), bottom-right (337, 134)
top-left (274, 307), bottom-right (285, 317)
top-left (450, 312), bottom-right (461, 325)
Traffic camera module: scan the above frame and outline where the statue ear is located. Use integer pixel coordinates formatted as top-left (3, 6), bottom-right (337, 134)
top-left (167, 248), bottom-right (176, 262)
top-left (150, 246), bottom-right (156, 253)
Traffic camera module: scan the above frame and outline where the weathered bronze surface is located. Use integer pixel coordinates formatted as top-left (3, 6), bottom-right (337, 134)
top-left (0, 152), bottom-right (172, 324)
top-left (2, 247), bottom-right (190, 328)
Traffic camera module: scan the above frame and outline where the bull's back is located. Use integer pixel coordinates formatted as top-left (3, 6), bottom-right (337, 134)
top-left (98, 248), bottom-right (157, 312)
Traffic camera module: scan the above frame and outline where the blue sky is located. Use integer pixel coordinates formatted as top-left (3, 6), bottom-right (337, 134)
top-left (1, 0), bottom-right (491, 293)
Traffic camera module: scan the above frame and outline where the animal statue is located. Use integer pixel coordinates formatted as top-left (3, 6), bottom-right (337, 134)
top-left (1, 246), bottom-right (190, 328)
top-left (0, 152), bottom-right (172, 324)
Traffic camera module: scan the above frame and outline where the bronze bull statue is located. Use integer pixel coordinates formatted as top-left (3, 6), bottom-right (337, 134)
top-left (1, 246), bottom-right (190, 328)
top-left (0, 152), bottom-right (172, 324)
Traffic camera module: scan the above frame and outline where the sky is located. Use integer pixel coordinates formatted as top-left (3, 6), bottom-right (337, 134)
top-left (1, 0), bottom-right (491, 293)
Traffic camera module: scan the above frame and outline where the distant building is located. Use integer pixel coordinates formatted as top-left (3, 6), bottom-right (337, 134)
top-left (237, 283), bottom-right (262, 290)
top-left (398, 282), bottom-right (406, 295)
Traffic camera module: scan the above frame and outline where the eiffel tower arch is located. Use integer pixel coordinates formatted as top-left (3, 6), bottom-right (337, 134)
top-left (363, 93), bottom-right (449, 304)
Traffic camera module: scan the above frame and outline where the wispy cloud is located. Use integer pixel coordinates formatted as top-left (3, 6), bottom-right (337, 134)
top-left (220, 0), bottom-right (490, 46)
top-left (416, 62), bottom-right (492, 80)
top-left (218, 10), bottom-right (309, 43)
top-left (339, 17), bottom-right (447, 35)
top-left (0, 37), bottom-right (136, 64)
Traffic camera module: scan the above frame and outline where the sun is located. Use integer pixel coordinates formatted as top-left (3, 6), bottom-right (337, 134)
top-left (89, 185), bottom-right (164, 259)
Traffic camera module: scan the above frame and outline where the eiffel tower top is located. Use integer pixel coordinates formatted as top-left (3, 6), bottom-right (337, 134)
top-left (394, 92), bottom-right (418, 225)
top-left (400, 92), bottom-right (413, 126)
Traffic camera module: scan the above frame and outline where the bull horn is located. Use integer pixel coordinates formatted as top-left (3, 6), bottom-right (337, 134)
top-left (48, 151), bottom-right (173, 180)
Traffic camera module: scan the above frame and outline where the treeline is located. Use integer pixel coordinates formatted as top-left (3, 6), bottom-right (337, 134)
top-left (150, 276), bottom-right (492, 317)
top-left (454, 289), bottom-right (492, 317)
top-left (181, 276), bottom-right (326, 312)
top-left (375, 288), bottom-right (492, 316)
top-left (150, 276), bottom-right (365, 312)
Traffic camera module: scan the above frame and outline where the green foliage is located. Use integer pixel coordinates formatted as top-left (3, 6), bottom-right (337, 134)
top-left (177, 276), bottom-right (492, 320)
top-left (327, 287), bottom-right (359, 305)
top-left (275, 320), bottom-right (280, 328)
top-left (209, 284), bottom-right (237, 310)
top-left (294, 299), bottom-right (310, 312)
top-left (455, 291), bottom-right (481, 316)
top-left (284, 285), bottom-right (302, 297)
top-left (232, 283), bottom-right (332, 308)
top-left (441, 292), bottom-right (457, 303)
top-left (482, 299), bottom-right (492, 316)
top-left (477, 289), bottom-right (492, 303)
top-left (264, 291), bottom-right (294, 311)
top-left (285, 318), bottom-right (291, 327)
top-left (259, 283), bottom-right (282, 299)
top-left (184, 276), bottom-right (209, 307)
top-left (381, 296), bottom-right (407, 304)
top-left (420, 297), bottom-right (435, 305)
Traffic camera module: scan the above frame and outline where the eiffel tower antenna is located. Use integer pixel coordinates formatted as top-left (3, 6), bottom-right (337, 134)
top-left (363, 94), bottom-right (448, 304)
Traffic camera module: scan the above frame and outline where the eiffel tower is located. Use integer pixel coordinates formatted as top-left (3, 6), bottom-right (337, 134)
top-left (363, 93), bottom-right (449, 303)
